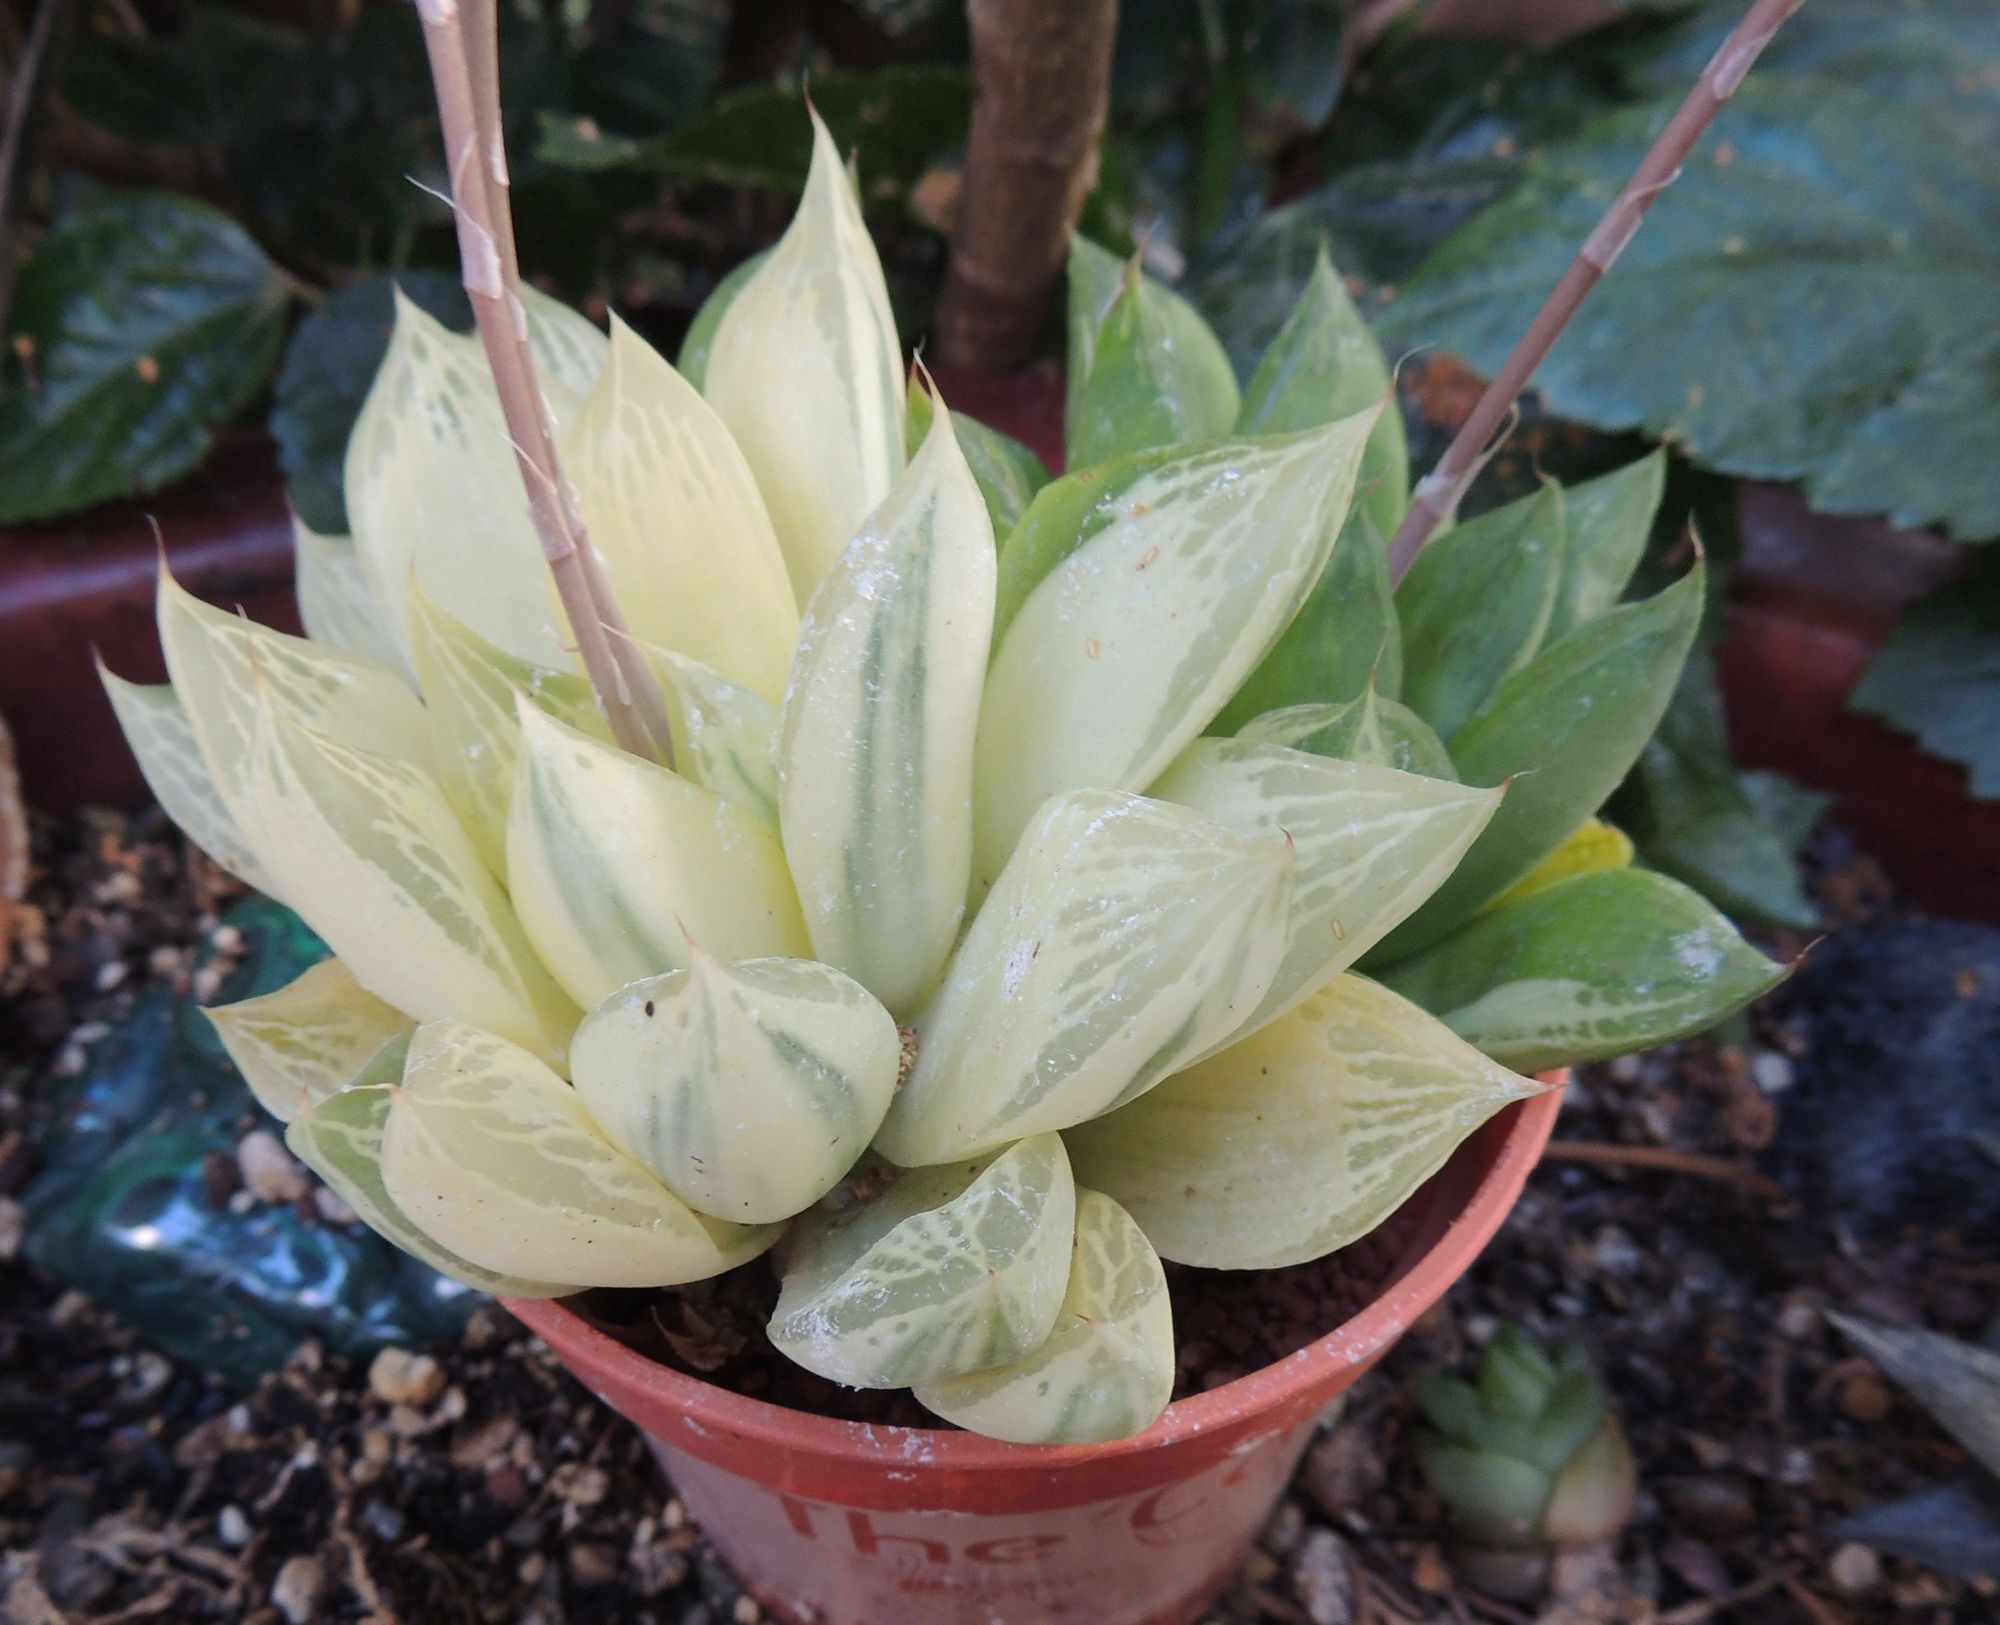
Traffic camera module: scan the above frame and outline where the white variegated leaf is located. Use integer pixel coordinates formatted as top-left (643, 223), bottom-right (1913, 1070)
top-left (288, 1081), bottom-right (579, 1299)
top-left (768, 1134), bottom-right (1076, 1389)
top-left (971, 411), bottom-right (1377, 887)
top-left (779, 396), bottom-right (995, 1015)
top-left (873, 790), bottom-right (1295, 1167)
top-left (380, 1022), bottom-right (776, 1288)
top-left (506, 704), bottom-right (808, 1011)
top-left (703, 109), bottom-right (905, 603)
top-left (637, 642), bottom-right (782, 828)
top-left (1237, 690), bottom-right (1457, 782)
top-left (245, 697), bottom-right (580, 1063)
top-left (566, 318), bottom-right (798, 701)
top-left (571, 954), bottom-right (900, 1224)
top-left (99, 665), bottom-right (276, 894)
top-left (914, 1188), bottom-right (1174, 1444)
top-left (291, 514), bottom-right (411, 681)
top-left (205, 957), bottom-right (412, 1122)
top-left (1067, 975), bottom-right (1546, 1269)
top-left (521, 284), bottom-right (608, 396)
top-left (1150, 739), bottom-right (1501, 1037)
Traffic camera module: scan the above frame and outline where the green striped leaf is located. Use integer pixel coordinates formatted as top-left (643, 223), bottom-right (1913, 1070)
top-left (677, 250), bottom-right (767, 392)
top-left (206, 956), bottom-right (412, 1122)
top-left (914, 1188), bottom-right (1173, 1445)
top-left (779, 396), bottom-right (995, 1015)
top-left (769, 1134), bottom-right (1076, 1389)
top-left (639, 642), bottom-right (782, 829)
top-left (570, 954), bottom-right (900, 1224)
top-left (904, 380), bottom-right (1049, 540)
top-left (1238, 686), bottom-right (1457, 781)
top-left (875, 790), bottom-right (1294, 1167)
top-left (381, 1021), bottom-right (776, 1288)
top-left (1066, 975), bottom-right (1545, 1269)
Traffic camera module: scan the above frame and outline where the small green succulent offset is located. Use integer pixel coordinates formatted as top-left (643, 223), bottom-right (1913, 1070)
top-left (104, 110), bottom-right (1782, 1445)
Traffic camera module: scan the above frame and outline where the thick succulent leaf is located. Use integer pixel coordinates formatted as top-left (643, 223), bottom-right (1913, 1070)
top-left (914, 1188), bottom-right (1173, 1445)
top-left (677, 249), bottom-right (767, 392)
top-left (1396, 485), bottom-right (1564, 742)
top-left (245, 699), bottom-right (580, 1063)
top-left (99, 668), bottom-right (276, 894)
top-left (205, 956), bottom-right (412, 1122)
top-left (1381, 868), bottom-right (1786, 1072)
top-left (291, 514), bottom-right (410, 681)
top-left (780, 398), bottom-right (996, 1015)
top-left (1210, 503), bottom-right (1403, 734)
top-left (520, 284), bottom-right (609, 397)
top-left (343, 294), bottom-right (573, 668)
top-left (875, 791), bottom-right (1294, 1167)
top-left (905, 380), bottom-right (1049, 539)
top-left (1066, 975), bottom-right (1544, 1268)
top-left (1237, 246), bottom-right (1408, 543)
top-left (1239, 687), bottom-right (1456, 781)
top-left (571, 954), bottom-right (900, 1225)
top-left (1414, 1443), bottom-right (1549, 1542)
top-left (287, 1082), bottom-right (579, 1299)
top-left (768, 1134), bottom-right (1076, 1389)
top-left (1485, 818), bottom-right (1632, 912)
top-left (1374, 569), bottom-right (1704, 962)
top-left (1830, 1313), bottom-right (2000, 1482)
top-left (565, 318), bottom-right (798, 702)
top-left (381, 1022), bottom-right (775, 1288)
top-left (973, 413), bottom-right (1376, 885)
top-left (636, 642), bottom-right (782, 828)
top-left (506, 704), bottom-right (807, 1012)
top-left (408, 583), bottom-right (611, 876)
top-left (1546, 454), bottom-right (1665, 641)
top-left (703, 110), bottom-right (906, 602)
top-left (1152, 739), bottom-right (1501, 1038)
top-left (1065, 237), bottom-right (1240, 468)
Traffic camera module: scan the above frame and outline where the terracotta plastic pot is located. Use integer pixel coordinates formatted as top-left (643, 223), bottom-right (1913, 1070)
top-left (507, 1083), bottom-right (1563, 1625)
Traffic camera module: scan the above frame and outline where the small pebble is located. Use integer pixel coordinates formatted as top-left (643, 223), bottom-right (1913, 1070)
top-left (1836, 1367), bottom-right (1892, 1423)
top-left (1776, 1299), bottom-right (1819, 1340)
top-left (217, 1505), bottom-right (251, 1547)
top-left (0, 1196), bottom-right (23, 1263)
top-left (369, 1347), bottom-right (447, 1408)
top-left (1829, 1541), bottom-right (1881, 1594)
top-left (732, 1598), bottom-right (761, 1625)
top-left (1751, 1050), bottom-right (1793, 1093)
top-left (1294, 1528), bottom-right (1356, 1625)
top-left (569, 1543), bottom-right (621, 1588)
top-left (553, 1462), bottom-right (611, 1506)
top-left (271, 1554), bottom-right (322, 1625)
top-left (236, 1130), bottom-right (308, 1204)
top-left (315, 1185), bottom-right (359, 1226)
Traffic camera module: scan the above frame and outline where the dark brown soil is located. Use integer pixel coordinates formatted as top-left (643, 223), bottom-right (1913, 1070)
top-left (2, 807), bottom-right (1993, 1624)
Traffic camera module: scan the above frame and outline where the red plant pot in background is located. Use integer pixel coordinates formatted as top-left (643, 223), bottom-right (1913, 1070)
top-left (507, 1086), bottom-right (1563, 1625)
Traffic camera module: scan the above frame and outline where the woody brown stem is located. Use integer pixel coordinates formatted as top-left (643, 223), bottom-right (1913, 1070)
top-left (416, 0), bottom-right (673, 764)
top-left (931, 0), bottom-right (1119, 371)
top-left (1385, 0), bottom-right (1806, 582)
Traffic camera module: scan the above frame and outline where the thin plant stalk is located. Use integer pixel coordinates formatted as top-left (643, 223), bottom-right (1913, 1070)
top-left (414, 0), bottom-right (674, 764)
top-left (1385, 0), bottom-right (1807, 583)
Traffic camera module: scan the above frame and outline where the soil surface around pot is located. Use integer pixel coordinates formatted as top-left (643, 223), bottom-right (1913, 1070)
top-left (3, 807), bottom-right (1995, 1624)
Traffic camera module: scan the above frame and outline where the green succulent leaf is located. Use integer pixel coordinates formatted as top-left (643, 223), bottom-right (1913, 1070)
top-left (1831, 1313), bottom-right (2000, 1480)
top-left (636, 642), bottom-right (783, 830)
top-left (205, 957), bottom-right (412, 1123)
top-left (1065, 236), bottom-right (1241, 469)
top-left (914, 1188), bottom-right (1175, 1445)
top-left (905, 381), bottom-right (1050, 540)
top-left (1238, 687), bottom-right (1456, 781)
top-left (1381, 868), bottom-right (1787, 1071)
top-left (768, 1134), bottom-right (1077, 1389)
top-left (1414, 1442), bottom-right (1549, 1546)
top-left (1547, 453), bottom-right (1666, 641)
top-left (677, 250), bottom-right (768, 392)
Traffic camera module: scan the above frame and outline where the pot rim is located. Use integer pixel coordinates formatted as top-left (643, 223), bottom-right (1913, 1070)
top-left (507, 1081), bottom-right (1563, 1470)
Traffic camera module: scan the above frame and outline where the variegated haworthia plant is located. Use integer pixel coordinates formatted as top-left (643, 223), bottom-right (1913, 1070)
top-left (107, 108), bottom-right (1785, 1447)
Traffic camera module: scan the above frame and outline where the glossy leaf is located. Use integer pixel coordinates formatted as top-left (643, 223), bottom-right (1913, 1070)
top-left (876, 790), bottom-right (1294, 1167)
top-left (1380, 868), bottom-right (1786, 1071)
top-left (570, 954), bottom-right (900, 1224)
top-left (1486, 818), bottom-right (1633, 913)
top-left (905, 380), bottom-right (1050, 539)
top-left (676, 250), bottom-right (766, 392)
top-left (1067, 975), bottom-right (1543, 1268)
top-left (1547, 454), bottom-right (1665, 641)
top-left (780, 398), bottom-right (995, 1015)
top-left (291, 515), bottom-right (411, 683)
top-left (1851, 563), bottom-right (2000, 798)
top-left (914, 1189), bottom-right (1174, 1444)
top-left (1238, 686), bottom-right (1456, 781)
top-left (381, 1022), bottom-right (775, 1288)
top-left (638, 642), bottom-right (782, 829)
top-left (768, 1134), bottom-right (1076, 1389)
top-left (206, 956), bottom-right (412, 1122)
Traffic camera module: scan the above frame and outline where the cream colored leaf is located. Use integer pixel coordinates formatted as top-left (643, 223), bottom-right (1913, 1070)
top-left (703, 109), bottom-right (905, 603)
top-left (566, 318), bottom-right (797, 701)
top-left (873, 790), bottom-right (1295, 1167)
top-left (291, 513), bottom-right (411, 681)
top-left (521, 284), bottom-right (608, 396)
top-left (636, 642), bottom-right (782, 828)
top-left (288, 1081), bottom-right (580, 1299)
top-left (571, 954), bottom-right (899, 1224)
top-left (914, 1188), bottom-right (1173, 1444)
top-left (246, 697), bottom-right (580, 1063)
top-left (381, 1021), bottom-right (775, 1288)
top-left (206, 957), bottom-right (412, 1122)
top-left (99, 665), bottom-right (276, 894)
top-left (972, 412), bottom-right (1377, 887)
top-left (1066, 975), bottom-right (1545, 1269)
top-left (506, 703), bottom-right (808, 1011)
top-left (768, 1134), bottom-right (1076, 1389)
top-left (779, 396), bottom-right (995, 1015)
top-left (1151, 738), bottom-right (1501, 1037)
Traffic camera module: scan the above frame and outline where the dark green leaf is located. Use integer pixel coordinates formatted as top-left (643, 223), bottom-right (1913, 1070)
top-left (675, 250), bottom-right (767, 391)
top-left (1372, 567), bottom-right (1704, 960)
top-left (1065, 237), bottom-right (1240, 468)
top-left (1831, 1313), bottom-right (2000, 1481)
top-left (1850, 565), bottom-right (2000, 797)
top-left (270, 273), bottom-right (469, 534)
top-left (0, 193), bottom-right (290, 524)
top-left (1834, 1480), bottom-right (2000, 1585)
top-left (1381, 867), bottom-right (1786, 1071)
top-left (1548, 451), bottom-right (1665, 639)
top-left (906, 384), bottom-right (1050, 541)
top-left (1396, 485), bottom-right (1564, 742)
